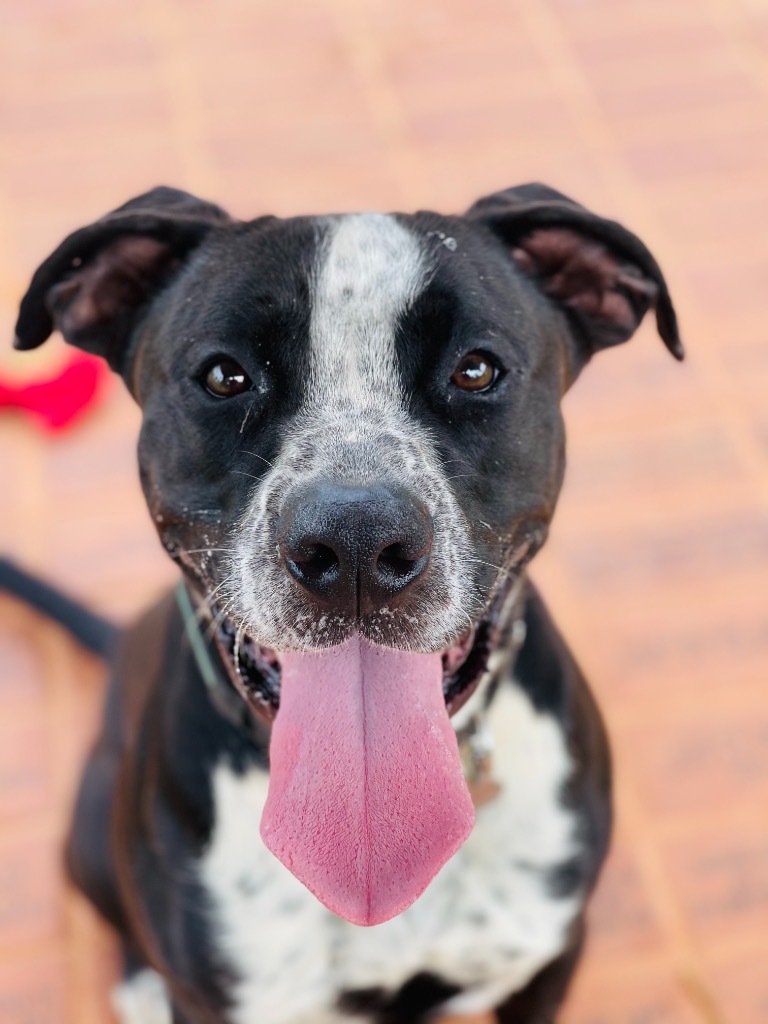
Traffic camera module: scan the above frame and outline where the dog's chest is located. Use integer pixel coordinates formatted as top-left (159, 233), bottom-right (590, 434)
top-left (198, 683), bottom-right (582, 1024)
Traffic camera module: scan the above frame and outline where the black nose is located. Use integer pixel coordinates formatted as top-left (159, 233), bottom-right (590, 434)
top-left (277, 481), bottom-right (433, 615)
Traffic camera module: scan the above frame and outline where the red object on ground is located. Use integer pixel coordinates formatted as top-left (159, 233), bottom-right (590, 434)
top-left (0, 352), bottom-right (108, 431)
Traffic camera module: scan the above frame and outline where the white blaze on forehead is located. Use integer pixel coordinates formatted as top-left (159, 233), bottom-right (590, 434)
top-left (309, 214), bottom-right (429, 408)
top-left (227, 212), bottom-right (476, 653)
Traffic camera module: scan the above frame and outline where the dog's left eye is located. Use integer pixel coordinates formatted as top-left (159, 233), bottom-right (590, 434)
top-left (203, 358), bottom-right (253, 398)
top-left (451, 351), bottom-right (502, 393)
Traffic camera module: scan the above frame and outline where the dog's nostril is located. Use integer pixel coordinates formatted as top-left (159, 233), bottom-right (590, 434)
top-left (377, 542), bottom-right (424, 580)
top-left (291, 542), bottom-right (339, 582)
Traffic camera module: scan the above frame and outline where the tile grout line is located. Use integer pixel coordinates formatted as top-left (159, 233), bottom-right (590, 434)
top-left (519, 0), bottom-right (768, 519)
top-left (139, 0), bottom-right (220, 198)
top-left (36, 629), bottom-right (93, 1024)
top-left (0, 175), bottom-right (22, 303)
top-left (61, 658), bottom-right (118, 1024)
top-left (534, 557), bottom-right (728, 1024)
top-left (517, 2), bottom-right (734, 1021)
top-left (324, 0), bottom-right (428, 208)
top-left (707, 0), bottom-right (768, 99)
top-left (601, 100), bottom-right (768, 150)
top-left (49, 5), bottom-right (218, 1015)
top-left (0, 152), bottom-right (48, 627)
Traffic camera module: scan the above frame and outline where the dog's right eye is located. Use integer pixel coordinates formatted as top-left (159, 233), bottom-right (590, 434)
top-left (202, 358), bottom-right (253, 398)
top-left (450, 351), bottom-right (502, 393)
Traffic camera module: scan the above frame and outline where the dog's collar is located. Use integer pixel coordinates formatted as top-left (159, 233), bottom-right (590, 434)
top-left (454, 586), bottom-right (528, 808)
top-left (176, 581), bottom-right (269, 749)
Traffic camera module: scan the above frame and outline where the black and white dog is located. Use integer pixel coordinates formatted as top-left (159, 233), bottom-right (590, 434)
top-left (13, 183), bottom-right (682, 1024)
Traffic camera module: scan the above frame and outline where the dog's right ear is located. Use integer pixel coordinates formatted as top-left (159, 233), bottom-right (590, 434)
top-left (14, 186), bottom-right (231, 372)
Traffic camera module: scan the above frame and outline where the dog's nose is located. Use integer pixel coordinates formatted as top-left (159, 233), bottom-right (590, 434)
top-left (277, 481), bottom-right (433, 615)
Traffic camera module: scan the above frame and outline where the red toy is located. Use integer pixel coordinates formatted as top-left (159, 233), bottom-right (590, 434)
top-left (0, 351), bottom-right (108, 431)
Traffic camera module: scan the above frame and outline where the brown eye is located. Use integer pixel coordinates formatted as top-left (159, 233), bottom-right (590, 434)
top-left (204, 358), bottom-right (252, 398)
top-left (451, 351), bottom-right (500, 393)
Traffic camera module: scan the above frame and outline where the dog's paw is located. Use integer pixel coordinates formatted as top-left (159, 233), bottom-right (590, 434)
top-left (111, 969), bottom-right (172, 1024)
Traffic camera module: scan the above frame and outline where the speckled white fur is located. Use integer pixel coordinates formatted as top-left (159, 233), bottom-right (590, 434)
top-left (198, 676), bottom-right (583, 1024)
top-left (227, 214), bottom-right (478, 653)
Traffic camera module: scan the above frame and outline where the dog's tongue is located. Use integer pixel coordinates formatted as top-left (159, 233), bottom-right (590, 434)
top-left (260, 635), bottom-right (474, 926)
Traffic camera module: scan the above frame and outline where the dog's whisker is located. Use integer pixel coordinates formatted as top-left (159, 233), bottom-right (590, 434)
top-left (232, 470), bottom-right (266, 482)
top-left (441, 456), bottom-right (477, 473)
top-left (239, 401), bottom-right (257, 435)
top-left (194, 577), bottom-right (236, 623)
top-left (182, 548), bottom-right (234, 556)
top-left (466, 557), bottom-right (517, 581)
top-left (240, 450), bottom-right (276, 469)
top-left (204, 597), bottom-right (238, 641)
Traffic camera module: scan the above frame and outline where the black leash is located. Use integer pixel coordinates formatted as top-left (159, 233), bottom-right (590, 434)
top-left (0, 556), bottom-right (119, 657)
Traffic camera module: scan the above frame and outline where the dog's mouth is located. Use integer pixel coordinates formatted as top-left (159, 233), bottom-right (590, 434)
top-left (211, 585), bottom-right (508, 726)
top-left (204, 577), bottom-right (518, 929)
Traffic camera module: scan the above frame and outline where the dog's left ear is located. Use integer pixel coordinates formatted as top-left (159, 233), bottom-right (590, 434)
top-left (14, 186), bottom-right (231, 372)
top-left (466, 183), bottom-right (683, 365)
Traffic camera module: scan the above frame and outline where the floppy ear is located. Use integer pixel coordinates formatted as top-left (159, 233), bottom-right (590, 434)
top-left (466, 183), bottom-right (683, 364)
top-left (14, 186), bottom-right (231, 372)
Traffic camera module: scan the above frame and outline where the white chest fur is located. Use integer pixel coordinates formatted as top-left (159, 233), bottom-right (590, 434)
top-left (198, 681), bottom-right (583, 1024)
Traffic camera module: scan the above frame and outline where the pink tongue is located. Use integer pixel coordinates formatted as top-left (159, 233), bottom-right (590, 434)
top-left (260, 635), bottom-right (475, 926)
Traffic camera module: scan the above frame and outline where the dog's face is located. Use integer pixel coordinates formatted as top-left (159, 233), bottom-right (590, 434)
top-left (15, 184), bottom-right (681, 924)
top-left (14, 184), bottom-right (681, 724)
top-left (134, 211), bottom-right (568, 678)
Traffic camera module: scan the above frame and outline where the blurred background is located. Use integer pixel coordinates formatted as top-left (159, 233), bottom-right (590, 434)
top-left (1, 1), bottom-right (767, 1022)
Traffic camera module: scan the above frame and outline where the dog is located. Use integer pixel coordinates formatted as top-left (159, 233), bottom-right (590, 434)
top-left (12, 183), bottom-right (682, 1024)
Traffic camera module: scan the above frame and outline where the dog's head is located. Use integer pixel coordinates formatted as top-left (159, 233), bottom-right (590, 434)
top-left (16, 184), bottom-right (681, 924)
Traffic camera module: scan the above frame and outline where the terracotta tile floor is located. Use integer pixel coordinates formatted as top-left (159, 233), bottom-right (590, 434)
top-left (1, 1), bottom-right (767, 1021)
